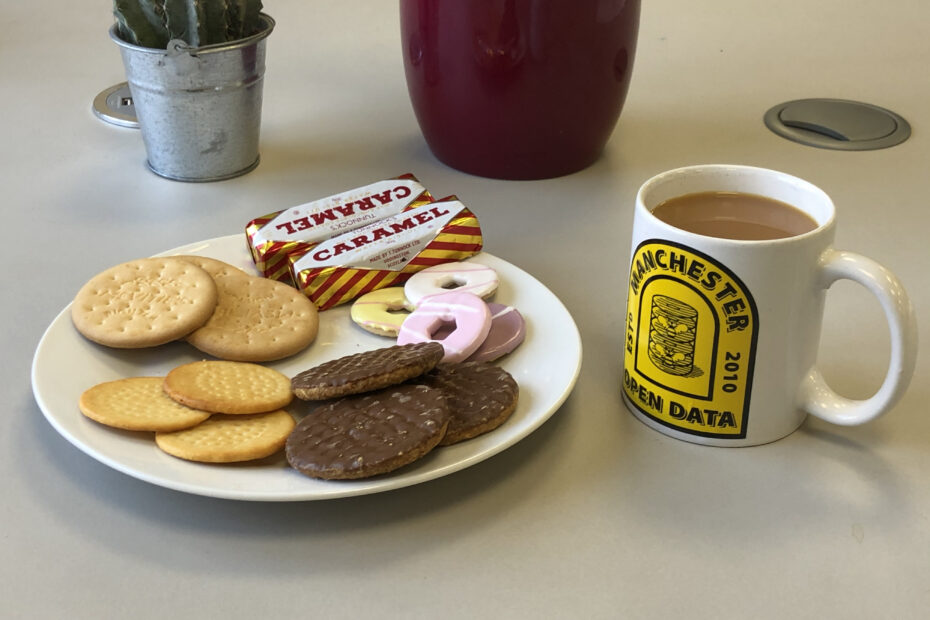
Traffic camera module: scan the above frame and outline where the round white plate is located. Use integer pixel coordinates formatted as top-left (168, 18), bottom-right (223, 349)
top-left (31, 235), bottom-right (582, 501)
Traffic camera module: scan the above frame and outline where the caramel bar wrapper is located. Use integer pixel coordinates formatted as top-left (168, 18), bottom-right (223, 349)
top-left (290, 198), bottom-right (482, 310)
top-left (245, 174), bottom-right (432, 285)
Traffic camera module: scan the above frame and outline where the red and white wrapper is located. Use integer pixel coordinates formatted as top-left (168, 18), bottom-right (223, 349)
top-left (290, 198), bottom-right (483, 310)
top-left (245, 174), bottom-right (432, 285)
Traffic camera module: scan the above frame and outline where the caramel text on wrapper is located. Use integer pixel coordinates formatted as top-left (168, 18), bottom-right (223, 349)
top-left (245, 175), bottom-right (433, 284)
top-left (290, 199), bottom-right (483, 310)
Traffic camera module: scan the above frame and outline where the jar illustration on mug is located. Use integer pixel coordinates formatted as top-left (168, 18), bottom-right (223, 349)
top-left (623, 240), bottom-right (759, 439)
top-left (647, 295), bottom-right (698, 376)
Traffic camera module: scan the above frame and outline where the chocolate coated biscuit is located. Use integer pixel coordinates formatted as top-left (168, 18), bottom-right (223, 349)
top-left (290, 342), bottom-right (445, 400)
top-left (285, 384), bottom-right (450, 479)
top-left (414, 362), bottom-right (519, 446)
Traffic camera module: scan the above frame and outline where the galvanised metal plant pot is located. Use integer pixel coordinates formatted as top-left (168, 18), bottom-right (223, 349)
top-left (111, 13), bottom-right (274, 182)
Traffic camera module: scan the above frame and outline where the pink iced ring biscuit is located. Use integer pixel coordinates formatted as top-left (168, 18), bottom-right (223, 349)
top-left (434, 302), bottom-right (526, 362)
top-left (397, 291), bottom-right (491, 363)
top-left (349, 287), bottom-right (414, 337)
top-left (404, 261), bottom-right (499, 306)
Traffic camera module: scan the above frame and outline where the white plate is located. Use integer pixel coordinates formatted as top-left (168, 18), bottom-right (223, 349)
top-left (31, 235), bottom-right (582, 501)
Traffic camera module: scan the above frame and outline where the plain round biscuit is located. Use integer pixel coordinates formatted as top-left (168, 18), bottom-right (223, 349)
top-left (79, 377), bottom-right (212, 432)
top-left (155, 410), bottom-right (295, 463)
top-left (71, 257), bottom-right (217, 348)
top-left (185, 273), bottom-right (319, 362)
top-left (164, 360), bottom-right (293, 414)
top-left (166, 255), bottom-right (251, 279)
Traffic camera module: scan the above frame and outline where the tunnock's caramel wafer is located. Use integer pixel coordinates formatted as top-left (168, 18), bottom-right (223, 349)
top-left (164, 360), bottom-right (293, 414)
top-left (290, 342), bottom-right (445, 400)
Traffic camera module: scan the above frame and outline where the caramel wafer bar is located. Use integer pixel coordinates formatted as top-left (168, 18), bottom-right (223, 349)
top-left (289, 198), bottom-right (483, 310)
top-left (245, 174), bottom-right (433, 285)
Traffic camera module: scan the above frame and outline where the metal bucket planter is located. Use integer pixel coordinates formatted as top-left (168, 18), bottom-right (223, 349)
top-left (110, 14), bottom-right (274, 182)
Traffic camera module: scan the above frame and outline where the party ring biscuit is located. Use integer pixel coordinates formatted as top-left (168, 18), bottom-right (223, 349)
top-left (71, 257), bottom-right (217, 348)
top-left (164, 360), bottom-right (293, 414)
top-left (156, 410), bottom-right (296, 463)
top-left (291, 342), bottom-right (445, 400)
top-left (414, 362), bottom-right (519, 445)
top-left (79, 376), bottom-right (211, 432)
top-left (285, 384), bottom-right (449, 479)
top-left (404, 261), bottom-right (499, 306)
top-left (464, 303), bottom-right (526, 363)
top-left (185, 273), bottom-right (319, 362)
top-left (397, 291), bottom-right (491, 363)
top-left (350, 287), bottom-right (414, 337)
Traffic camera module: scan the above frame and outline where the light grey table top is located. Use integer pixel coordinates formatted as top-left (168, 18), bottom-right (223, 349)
top-left (3, 1), bottom-right (928, 618)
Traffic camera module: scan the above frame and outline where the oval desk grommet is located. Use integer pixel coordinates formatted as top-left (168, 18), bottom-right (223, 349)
top-left (764, 98), bottom-right (910, 151)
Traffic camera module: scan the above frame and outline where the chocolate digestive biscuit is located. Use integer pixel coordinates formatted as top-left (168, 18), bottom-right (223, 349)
top-left (290, 342), bottom-right (444, 400)
top-left (413, 361), bottom-right (519, 445)
top-left (285, 384), bottom-right (450, 479)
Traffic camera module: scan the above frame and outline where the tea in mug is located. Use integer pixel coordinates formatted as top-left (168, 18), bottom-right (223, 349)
top-left (651, 191), bottom-right (819, 240)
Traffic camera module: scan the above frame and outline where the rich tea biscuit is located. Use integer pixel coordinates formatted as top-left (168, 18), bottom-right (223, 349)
top-left (71, 257), bottom-right (217, 348)
top-left (79, 376), bottom-right (211, 432)
top-left (413, 362), bottom-right (519, 445)
top-left (290, 342), bottom-right (445, 400)
top-left (168, 255), bottom-right (251, 279)
top-left (156, 410), bottom-right (296, 463)
top-left (285, 384), bottom-right (450, 479)
top-left (185, 273), bottom-right (319, 362)
top-left (164, 360), bottom-right (293, 414)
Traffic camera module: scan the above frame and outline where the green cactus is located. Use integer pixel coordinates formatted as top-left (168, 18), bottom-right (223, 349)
top-left (225, 0), bottom-right (264, 41)
top-left (113, 0), bottom-right (265, 49)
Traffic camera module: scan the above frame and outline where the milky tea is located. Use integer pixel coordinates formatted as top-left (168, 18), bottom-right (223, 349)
top-left (651, 191), bottom-right (818, 240)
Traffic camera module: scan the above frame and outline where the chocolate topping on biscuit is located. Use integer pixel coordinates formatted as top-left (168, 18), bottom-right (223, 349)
top-left (414, 362), bottom-right (519, 445)
top-left (285, 384), bottom-right (450, 479)
top-left (290, 342), bottom-right (445, 400)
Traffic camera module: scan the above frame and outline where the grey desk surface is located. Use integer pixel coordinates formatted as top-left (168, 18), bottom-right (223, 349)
top-left (3, 1), bottom-right (928, 618)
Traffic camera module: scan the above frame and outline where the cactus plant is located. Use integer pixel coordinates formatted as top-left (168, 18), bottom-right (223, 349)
top-left (113, 0), bottom-right (265, 49)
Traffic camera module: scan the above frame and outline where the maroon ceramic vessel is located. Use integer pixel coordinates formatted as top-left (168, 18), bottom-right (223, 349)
top-left (401, 0), bottom-right (640, 179)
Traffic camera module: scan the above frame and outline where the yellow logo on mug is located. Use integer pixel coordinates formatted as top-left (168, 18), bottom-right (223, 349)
top-left (623, 240), bottom-right (759, 438)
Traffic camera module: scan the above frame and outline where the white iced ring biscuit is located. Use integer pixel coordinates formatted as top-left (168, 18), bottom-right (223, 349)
top-left (404, 261), bottom-right (499, 306)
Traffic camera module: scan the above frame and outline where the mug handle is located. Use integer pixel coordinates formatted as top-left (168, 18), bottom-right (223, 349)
top-left (799, 249), bottom-right (918, 425)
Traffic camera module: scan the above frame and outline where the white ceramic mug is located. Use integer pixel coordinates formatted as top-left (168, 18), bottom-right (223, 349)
top-left (622, 165), bottom-right (917, 446)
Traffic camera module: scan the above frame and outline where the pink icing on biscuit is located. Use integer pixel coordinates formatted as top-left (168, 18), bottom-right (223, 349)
top-left (433, 302), bottom-right (526, 362)
top-left (397, 291), bottom-right (491, 363)
top-left (467, 303), bottom-right (526, 362)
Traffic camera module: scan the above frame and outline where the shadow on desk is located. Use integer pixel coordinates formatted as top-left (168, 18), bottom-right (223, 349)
top-left (21, 384), bottom-right (573, 573)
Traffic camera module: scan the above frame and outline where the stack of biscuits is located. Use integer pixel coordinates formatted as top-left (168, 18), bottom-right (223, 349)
top-left (287, 342), bottom-right (518, 480)
top-left (80, 360), bottom-right (297, 463)
top-left (70, 255), bottom-right (319, 362)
